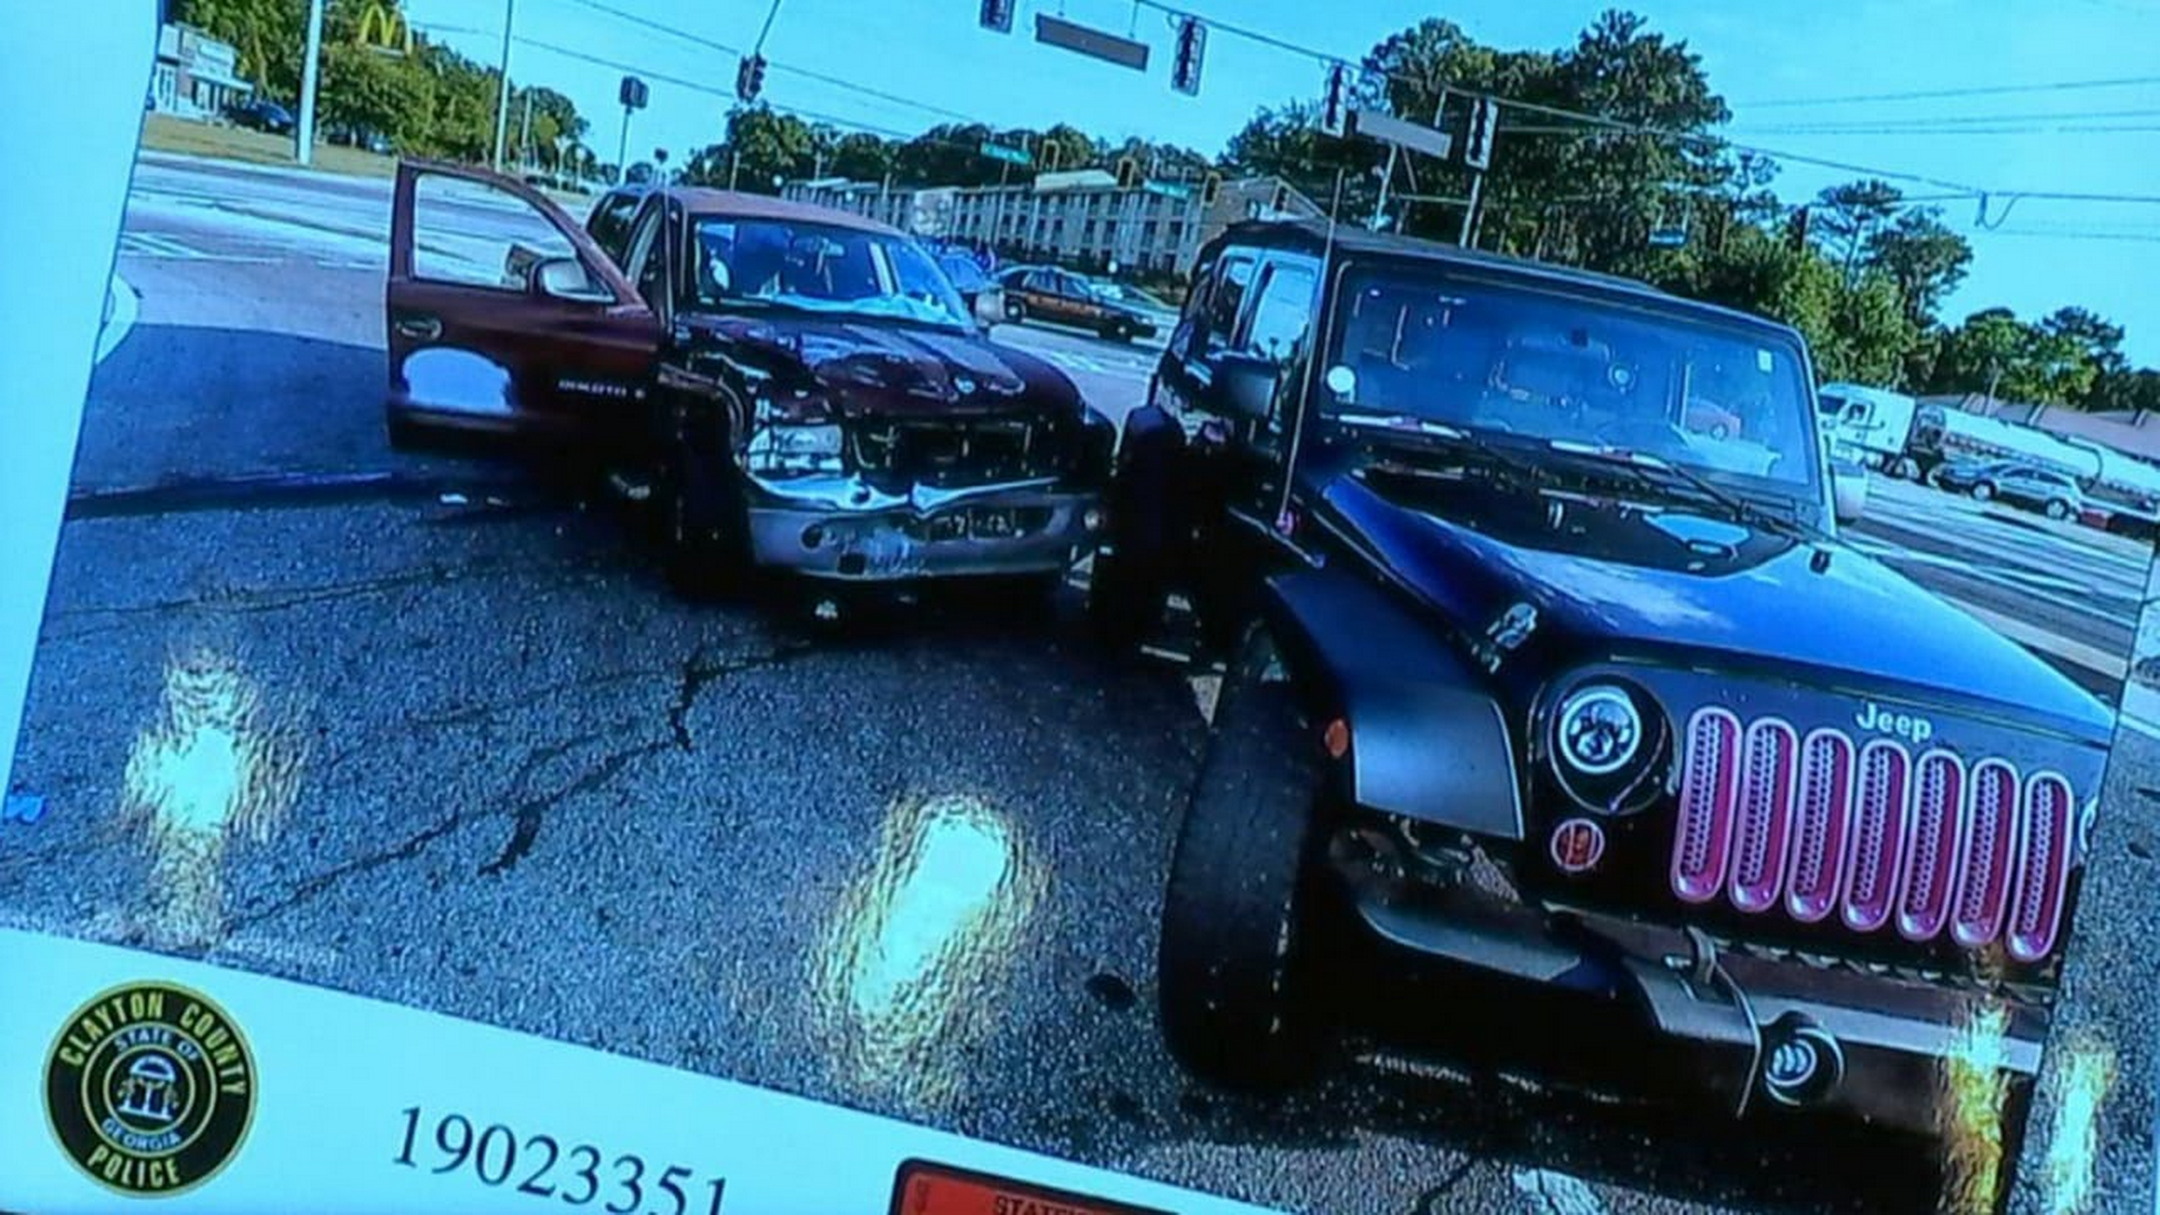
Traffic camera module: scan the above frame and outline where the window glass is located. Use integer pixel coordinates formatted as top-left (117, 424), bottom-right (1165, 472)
top-left (411, 171), bottom-right (576, 292)
top-left (688, 217), bottom-right (969, 328)
top-left (1238, 264), bottom-right (1317, 361)
top-left (1203, 254), bottom-right (1257, 350)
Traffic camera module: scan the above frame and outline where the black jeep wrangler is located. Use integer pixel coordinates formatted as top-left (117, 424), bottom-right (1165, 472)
top-left (1095, 219), bottom-right (2114, 1135)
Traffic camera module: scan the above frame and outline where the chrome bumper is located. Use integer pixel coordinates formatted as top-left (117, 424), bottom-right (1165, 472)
top-left (742, 473), bottom-right (1103, 581)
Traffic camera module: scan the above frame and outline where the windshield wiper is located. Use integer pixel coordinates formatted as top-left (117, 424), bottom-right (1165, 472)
top-left (1334, 413), bottom-right (1555, 489)
top-left (1543, 440), bottom-right (1832, 545)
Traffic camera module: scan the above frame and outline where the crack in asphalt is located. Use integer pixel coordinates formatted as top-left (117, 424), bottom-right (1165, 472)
top-left (666, 640), bottom-right (819, 752)
top-left (228, 731), bottom-right (667, 929)
top-left (1410, 1160), bottom-right (1479, 1213)
top-left (63, 469), bottom-right (535, 521)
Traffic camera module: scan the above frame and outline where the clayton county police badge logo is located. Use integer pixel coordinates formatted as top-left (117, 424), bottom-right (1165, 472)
top-left (44, 982), bottom-right (256, 1196)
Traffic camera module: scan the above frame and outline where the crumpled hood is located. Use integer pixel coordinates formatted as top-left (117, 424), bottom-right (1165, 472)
top-left (1321, 471), bottom-right (2115, 741)
top-left (682, 312), bottom-right (1083, 420)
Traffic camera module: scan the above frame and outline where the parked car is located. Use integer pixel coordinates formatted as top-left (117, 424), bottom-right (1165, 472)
top-left (1084, 278), bottom-right (1180, 338)
top-left (1096, 218), bottom-right (2112, 1138)
top-left (384, 163), bottom-right (1115, 599)
top-left (224, 99), bottom-right (294, 135)
top-left (996, 265), bottom-right (1159, 341)
top-left (1933, 458), bottom-right (2085, 520)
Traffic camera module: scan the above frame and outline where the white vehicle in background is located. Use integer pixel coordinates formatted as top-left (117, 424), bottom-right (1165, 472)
top-left (2068, 441), bottom-right (2160, 539)
top-left (1909, 405), bottom-right (2102, 486)
top-left (1817, 381), bottom-right (1922, 478)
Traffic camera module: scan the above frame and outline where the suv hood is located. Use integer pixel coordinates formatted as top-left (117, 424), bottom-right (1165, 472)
top-left (1321, 470), bottom-right (2114, 741)
top-left (682, 312), bottom-right (1084, 421)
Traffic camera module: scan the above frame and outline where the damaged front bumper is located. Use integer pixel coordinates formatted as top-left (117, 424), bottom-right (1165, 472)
top-left (1324, 837), bottom-right (2047, 1136)
top-left (743, 472), bottom-right (1104, 581)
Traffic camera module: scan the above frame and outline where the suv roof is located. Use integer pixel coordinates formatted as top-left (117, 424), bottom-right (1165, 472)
top-left (1209, 217), bottom-right (1802, 341)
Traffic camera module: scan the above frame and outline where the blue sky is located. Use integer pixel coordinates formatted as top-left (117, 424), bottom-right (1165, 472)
top-left (406, 0), bottom-right (2160, 365)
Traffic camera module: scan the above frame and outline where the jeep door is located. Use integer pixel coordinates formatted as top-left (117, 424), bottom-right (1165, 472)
top-left (386, 161), bottom-right (662, 449)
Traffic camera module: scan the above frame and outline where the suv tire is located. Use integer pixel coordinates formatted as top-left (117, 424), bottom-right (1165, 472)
top-left (2045, 498), bottom-right (2071, 520)
top-left (1158, 626), bottom-right (1323, 1090)
top-left (1971, 481), bottom-right (1995, 502)
top-left (1007, 298), bottom-right (1027, 323)
top-left (660, 403), bottom-right (750, 600)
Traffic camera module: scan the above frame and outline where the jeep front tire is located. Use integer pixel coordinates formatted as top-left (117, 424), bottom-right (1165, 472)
top-left (1157, 626), bottom-right (1323, 1089)
top-left (661, 401), bottom-right (750, 600)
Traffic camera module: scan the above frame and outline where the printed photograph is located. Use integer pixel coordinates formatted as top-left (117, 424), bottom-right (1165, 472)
top-left (6, 2), bottom-right (2159, 1213)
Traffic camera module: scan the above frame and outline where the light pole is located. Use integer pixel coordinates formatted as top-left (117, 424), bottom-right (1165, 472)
top-left (294, 0), bottom-right (325, 166)
top-left (490, 0), bottom-right (517, 171)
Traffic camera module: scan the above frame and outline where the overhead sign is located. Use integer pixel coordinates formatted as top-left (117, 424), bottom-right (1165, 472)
top-left (1346, 109), bottom-right (1454, 161)
top-left (1034, 14), bottom-right (1150, 71)
top-left (979, 140), bottom-right (1032, 166)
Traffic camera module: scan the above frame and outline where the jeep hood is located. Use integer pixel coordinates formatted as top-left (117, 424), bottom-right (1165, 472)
top-left (681, 312), bottom-right (1085, 421)
top-left (1322, 472), bottom-right (2115, 741)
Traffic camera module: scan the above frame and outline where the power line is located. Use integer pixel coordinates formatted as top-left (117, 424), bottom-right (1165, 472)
top-left (1735, 75), bottom-right (2160, 109)
top-left (1740, 106), bottom-right (2160, 131)
top-left (1739, 124), bottom-right (2160, 138)
top-left (559, 0), bottom-right (739, 55)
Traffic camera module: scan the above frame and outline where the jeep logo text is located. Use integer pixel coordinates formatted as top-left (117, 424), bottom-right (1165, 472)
top-left (1856, 701), bottom-right (1934, 745)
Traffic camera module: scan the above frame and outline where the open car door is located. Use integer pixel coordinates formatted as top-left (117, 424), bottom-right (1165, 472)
top-left (386, 160), bottom-right (662, 450)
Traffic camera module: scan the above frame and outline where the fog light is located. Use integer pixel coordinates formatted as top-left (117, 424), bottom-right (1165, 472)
top-left (1548, 817), bottom-right (1606, 874)
top-left (801, 524), bottom-right (826, 549)
top-left (1083, 507), bottom-right (1104, 531)
top-left (1760, 1017), bottom-right (1844, 1107)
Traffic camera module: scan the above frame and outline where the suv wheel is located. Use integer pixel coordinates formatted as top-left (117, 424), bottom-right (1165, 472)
top-left (660, 406), bottom-right (750, 600)
top-left (1157, 626), bottom-right (1324, 1090)
top-left (1007, 298), bottom-right (1027, 322)
top-left (1971, 481), bottom-right (1995, 502)
top-left (2045, 498), bottom-right (2072, 520)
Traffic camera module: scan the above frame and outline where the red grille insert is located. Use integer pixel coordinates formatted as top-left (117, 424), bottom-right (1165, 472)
top-left (1668, 710), bottom-right (2075, 959)
top-left (1783, 730), bottom-right (1854, 923)
top-left (1672, 708), bottom-right (1742, 903)
top-left (1728, 720), bottom-right (1799, 913)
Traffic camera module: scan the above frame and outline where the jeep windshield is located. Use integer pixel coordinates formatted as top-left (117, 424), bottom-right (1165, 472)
top-left (688, 217), bottom-right (972, 330)
top-left (1320, 265), bottom-right (1824, 500)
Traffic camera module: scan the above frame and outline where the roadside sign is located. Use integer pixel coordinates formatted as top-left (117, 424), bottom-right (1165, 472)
top-left (1144, 181), bottom-right (1191, 199)
top-left (980, 141), bottom-right (1033, 167)
top-left (1036, 13), bottom-right (1150, 71)
top-left (1346, 110), bottom-right (1453, 161)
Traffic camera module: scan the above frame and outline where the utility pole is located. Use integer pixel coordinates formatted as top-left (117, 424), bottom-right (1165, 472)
top-left (616, 109), bottom-right (632, 184)
top-left (490, 0), bottom-right (517, 171)
top-left (294, 0), bottom-right (324, 166)
top-left (520, 89), bottom-right (535, 171)
top-left (1458, 172), bottom-right (1484, 248)
top-left (1372, 143), bottom-right (1399, 230)
top-left (728, 148), bottom-right (741, 191)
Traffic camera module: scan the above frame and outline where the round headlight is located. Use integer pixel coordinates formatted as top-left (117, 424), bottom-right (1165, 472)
top-left (1556, 685), bottom-right (1642, 776)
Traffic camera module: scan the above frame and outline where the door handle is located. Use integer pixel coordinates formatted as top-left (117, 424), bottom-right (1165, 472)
top-left (395, 315), bottom-right (442, 341)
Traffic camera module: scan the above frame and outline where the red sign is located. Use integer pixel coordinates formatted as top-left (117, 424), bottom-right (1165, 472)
top-left (891, 1161), bottom-right (1172, 1215)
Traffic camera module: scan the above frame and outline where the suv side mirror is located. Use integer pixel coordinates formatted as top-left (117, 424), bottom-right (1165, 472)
top-left (534, 257), bottom-right (611, 303)
top-left (1215, 354), bottom-right (1280, 422)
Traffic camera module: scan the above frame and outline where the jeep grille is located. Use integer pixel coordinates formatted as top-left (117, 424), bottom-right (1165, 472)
top-left (1669, 708), bottom-right (2075, 963)
top-left (851, 417), bottom-right (1064, 487)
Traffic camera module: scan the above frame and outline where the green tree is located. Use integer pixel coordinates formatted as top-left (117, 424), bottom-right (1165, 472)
top-left (1863, 208), bottom-right (1972, 326)
top-left (1813, 179), bottom-right (1904, 280)
top-left (1928, 308), bottom-right (2098, 406)
top-left (177, 0), bottom-right (305, 100)
top-left (828, 132), bottom-right (895, 181)
top-left (318, 38), bottom-right (430, 149)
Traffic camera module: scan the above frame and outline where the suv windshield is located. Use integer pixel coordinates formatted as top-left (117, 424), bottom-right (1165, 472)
top-left (1324, 265), bottom-right (1822, 493)
top-left (688, 217), bottom-right (971, 329)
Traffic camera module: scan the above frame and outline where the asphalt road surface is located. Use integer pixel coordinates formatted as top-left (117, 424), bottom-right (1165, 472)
top-left (6, 153), bottom-right (2156, 1215)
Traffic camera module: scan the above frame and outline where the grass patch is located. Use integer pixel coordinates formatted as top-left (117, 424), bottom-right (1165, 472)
top-left (141, 113), bottom-right (398, 177)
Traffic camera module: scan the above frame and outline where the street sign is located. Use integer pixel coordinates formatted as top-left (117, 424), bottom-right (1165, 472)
top-left (1171, 17), bottom-right (1206, 96)
top-left (1649, 227), bottom-right (1688, 248)
top-left (1144, 181), bottom-right (1190, 199)
top-left (618, 76), bottom-right (648, 110)
top-left (980, 140), bottom-right (1032, 166)
top-left (1035, 13), bottom-right (1149, 71)
top-left (1346, 109), bottom-right (1453, 161)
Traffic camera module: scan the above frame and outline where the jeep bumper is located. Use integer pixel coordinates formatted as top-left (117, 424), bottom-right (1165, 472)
top-left (743, 473), bottom-right (1104, 581)
top-left (1327, 861), bottom-right (2046, 1136)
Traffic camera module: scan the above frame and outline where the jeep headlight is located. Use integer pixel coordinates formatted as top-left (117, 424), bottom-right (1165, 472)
top-left (746, 423), bottom-right (843, 475)
top-left (1558, 686), bottom-right (1640, 775)
top-left (1549, 680), bottom-right (1670, 814)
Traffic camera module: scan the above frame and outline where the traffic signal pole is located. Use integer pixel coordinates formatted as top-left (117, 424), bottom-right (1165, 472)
top-left (1459, 170), bottom-right (1483, 248)
top-left (294, 0), bottom-right (324, 166)
top-left (490, 0), bottom-right (517, 171)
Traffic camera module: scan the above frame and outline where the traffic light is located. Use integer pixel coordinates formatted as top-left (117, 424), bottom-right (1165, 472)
top-left (1200, 171), bottom-right (1221, 207)
top-left (1320, 63), bottom-right (1348, 137)
top-left (618, 76), bottom-right (648, 110)
top-left (1171, 16), bottom-right (1206, 97)
top-left (1462, 96), bottom-right (1496, 171)
top-left (1787, 205), bottom-right (1812, 251)
top-left (735, 54), bottom-right (766, 104)
top-left (1271, 184), bottom-right (1288, 213)
top-left (1116, 157), bottom-right (1143, 189)
top-left (979, 0), bottom-right (1014, 33)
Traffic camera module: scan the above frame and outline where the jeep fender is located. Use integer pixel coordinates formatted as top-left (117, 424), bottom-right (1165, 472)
top-left (1258, 565), bottom-right (1526, 842)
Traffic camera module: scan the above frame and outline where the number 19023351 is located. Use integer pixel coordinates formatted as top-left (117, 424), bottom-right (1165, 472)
top-left (395, 1106), bottom-right (726, 1215)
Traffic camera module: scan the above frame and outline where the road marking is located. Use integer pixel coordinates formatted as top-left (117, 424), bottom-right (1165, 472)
top-left (95, 272), bottom-right (137, 364)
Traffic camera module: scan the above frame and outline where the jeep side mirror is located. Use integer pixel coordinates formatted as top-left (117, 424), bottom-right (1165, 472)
top-left (534, 257), bottom-right (611, 304)
top-left (1216, 355), bottom-right (1280, 422)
